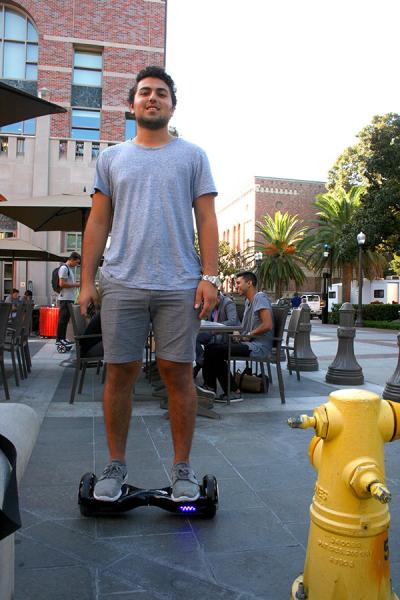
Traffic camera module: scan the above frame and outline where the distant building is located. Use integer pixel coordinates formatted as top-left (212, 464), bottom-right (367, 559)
top-left (0, 0), bottom-right (166, 303)
top-left (217, 176), bottom-right (326, 294)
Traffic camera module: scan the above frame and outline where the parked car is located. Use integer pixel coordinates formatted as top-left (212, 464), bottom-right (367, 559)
top-left (301, 293), bottom-right (322, 318)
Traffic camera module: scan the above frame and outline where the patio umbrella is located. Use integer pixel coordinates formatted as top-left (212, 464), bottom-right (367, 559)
top-left (0, 238), bottom-right (66, 261)
top-left (0, 193), bottom-right (91, 232)
top-left (0, 81), bottom-right (67, 127)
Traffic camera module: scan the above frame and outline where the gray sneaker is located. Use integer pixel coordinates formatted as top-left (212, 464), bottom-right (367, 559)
top-left (171, 462), bottom-right (200, 502)
top-left (94, 461), bottom-right (128, 502)
top-left (195, 384), bottom-right (216, 399)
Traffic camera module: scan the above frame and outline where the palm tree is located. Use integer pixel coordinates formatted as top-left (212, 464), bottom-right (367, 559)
top-left (304, 186), bottom-right (387, 302)
top-left (255, 211), bottom-right (308, 299)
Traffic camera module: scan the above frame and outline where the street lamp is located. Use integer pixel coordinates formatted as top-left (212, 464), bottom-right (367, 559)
top-left (321, 244), bottom-right (331, 324)
top-left (355, 231), bottom-right (366, 327)
top-left (254, 252), bottom-right (263, 291)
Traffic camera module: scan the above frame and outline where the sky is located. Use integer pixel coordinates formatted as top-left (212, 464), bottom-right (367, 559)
top-left (165, 0), bottom-right (400, 204)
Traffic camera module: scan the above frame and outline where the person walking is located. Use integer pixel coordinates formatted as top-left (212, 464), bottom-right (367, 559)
top-left (55, 252), bottom-right (81, 349)
top-left (79, 66), bottom-right (219, 503)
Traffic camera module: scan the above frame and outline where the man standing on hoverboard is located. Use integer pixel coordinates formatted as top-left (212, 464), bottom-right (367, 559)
top-left (79, 66), bottom-right (219, 502)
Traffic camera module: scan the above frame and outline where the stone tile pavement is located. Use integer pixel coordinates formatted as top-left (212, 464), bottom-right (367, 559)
top-left (1, 324), bottom-right (399, 599)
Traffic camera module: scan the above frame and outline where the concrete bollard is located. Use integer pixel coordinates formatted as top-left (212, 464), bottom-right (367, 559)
top-left (383, 332), bottom-right (400, 402)
top-left (326, 302), bottom-right (364, 385)
top-left (0, 404), bottom-right (40, 600)
top-left (288, 304), bottom-right (319, 372)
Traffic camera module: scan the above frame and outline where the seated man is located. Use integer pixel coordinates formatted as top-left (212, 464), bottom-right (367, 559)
top-left (194, 290), bottom-right (240, 377)
top-left (200, 271), bottom-right (274, 402)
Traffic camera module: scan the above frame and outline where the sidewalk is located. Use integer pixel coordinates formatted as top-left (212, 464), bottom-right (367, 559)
top-left (6, 324), bottom-right (400, 599)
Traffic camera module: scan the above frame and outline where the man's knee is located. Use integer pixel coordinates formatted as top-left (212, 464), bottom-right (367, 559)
top-left (157, 359), bottom-right (192, 388)
top-left (106, 361), bottom-right (141, 390)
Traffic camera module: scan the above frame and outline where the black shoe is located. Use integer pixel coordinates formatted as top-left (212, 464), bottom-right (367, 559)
top-left (193, 363), bottom-right (202, 378)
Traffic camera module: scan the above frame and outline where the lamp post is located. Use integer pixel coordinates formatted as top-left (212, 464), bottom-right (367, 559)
top-left (255, 251), bottom-right (263, 291)
top-left (355, 231), bottom-right (366, 327)
top-left (321, 244), bottom-right (331, 325)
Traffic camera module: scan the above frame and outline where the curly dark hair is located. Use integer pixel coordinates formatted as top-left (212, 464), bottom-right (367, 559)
top-left (128, 66), bottom-right (177, 107)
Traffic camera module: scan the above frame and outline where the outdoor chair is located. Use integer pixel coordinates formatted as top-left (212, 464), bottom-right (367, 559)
top-left (4, 303), bottom-right (27, 385)
top-left (228, 304), bottom-right (290, 404)
top-left (68, 303), bottom-right (104, 404)
top-left (281, 307), bottom-right (301, 381)
top-left (0, 302), bottom-right (11, 399)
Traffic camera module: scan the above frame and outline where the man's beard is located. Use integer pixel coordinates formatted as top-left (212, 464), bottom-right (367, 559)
top-left (136, 114), bottom-right (170, 131)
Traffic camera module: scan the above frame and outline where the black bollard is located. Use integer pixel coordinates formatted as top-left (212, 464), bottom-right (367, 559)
top-left (288, 304), bottom-right (319, 372)
top-left (326, 302), bottom-right (364, 385)
top-left (382, 332), bottom-right (400, 402)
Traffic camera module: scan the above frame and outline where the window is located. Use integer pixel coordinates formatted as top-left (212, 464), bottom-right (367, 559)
top-left (66, 232), bottom-right (82, 252)
top-left (328, 291), bottom-right (336, 299)
top-left (59, 140), bottom-right (67, 159)
top-left (73, 50), bottom-right (102, 87)
top-left (16, 138), bottom-right (24, 156)
top-left (374, 289), bottom-right (384, 299)
top-left (125, 114), bottom-right (136, 140)
top-left (0, 6), bottom-right (38, 80)
top-left (75, 141), bottom-right (84, 159)
top-left (71, 109), bottom-right (100, 140)
top-left (0, 137), bottom-right (8, 154)
top-left (1, 117), bottom-right (35, 135)
top-left (91, 142), bottom-right (100, 160)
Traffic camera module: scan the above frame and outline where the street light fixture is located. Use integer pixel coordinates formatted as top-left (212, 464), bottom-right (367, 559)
top-left (355, 231), bottom-right (366, 327)
top-left (322, 244), bottom-right (331, 324)
top-left (254, 252), bottom-right (263, 291)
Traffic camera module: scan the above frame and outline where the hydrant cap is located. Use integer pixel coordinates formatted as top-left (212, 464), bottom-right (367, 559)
top-left (329, 389), bottom-right (379, 403)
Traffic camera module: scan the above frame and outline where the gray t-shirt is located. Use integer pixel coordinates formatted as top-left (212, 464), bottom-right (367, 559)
top-left (58, 264), bottom-right (76, 301)
top-left (242, 292), bottom-right (274, 358)
top-left (93, 137), bottom-right (217, 290)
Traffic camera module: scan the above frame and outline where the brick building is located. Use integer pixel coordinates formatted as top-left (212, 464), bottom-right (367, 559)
top-left (0, 0), bottom-right (166, 302)
top-left (217, 175), bottom-right (326, 295)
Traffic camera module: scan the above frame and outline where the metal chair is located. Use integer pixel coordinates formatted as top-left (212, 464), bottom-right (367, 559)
top-left (4, 304), bottom-right (26, 385)
top-left (228, 305), bottom-right (290, 405)
top-left (68, 303), bottom-right (104, 404)
top-left (281, 308), bottom-right (301, 381)
top-left (0, 302), bottom-right (11, 399)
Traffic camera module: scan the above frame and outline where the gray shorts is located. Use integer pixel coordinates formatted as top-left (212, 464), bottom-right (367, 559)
top-left (99, 275), bottom-right (200, 364)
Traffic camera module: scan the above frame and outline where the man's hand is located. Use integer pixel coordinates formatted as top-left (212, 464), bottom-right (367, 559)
top-left (78, 284), bottom-right (101, 317)
top-left (194, 280), bottom-right (217, 320)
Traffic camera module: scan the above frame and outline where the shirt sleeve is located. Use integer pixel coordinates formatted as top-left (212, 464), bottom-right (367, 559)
top-left (92, 150), bottom-right (111, 198)
top-left (193, 148), bottom-right (218, 201)
top-left (58, 265), bottom-right (69, 280)
top-left (253, 293), bottom-right (272, 314)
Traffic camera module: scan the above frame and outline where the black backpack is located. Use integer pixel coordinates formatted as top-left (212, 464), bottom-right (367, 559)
top-left (51, 265), bottom-right (70, 293)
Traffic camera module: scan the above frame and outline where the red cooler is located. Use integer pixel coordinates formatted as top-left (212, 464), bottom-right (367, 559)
top-left (39, 306), bottom-right (59, 338)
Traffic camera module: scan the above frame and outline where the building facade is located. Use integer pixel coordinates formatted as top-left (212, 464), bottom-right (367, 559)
top-left (0, 0), bottom-right (166, 303)
top-left (217, 175), bottom-right (326, 295)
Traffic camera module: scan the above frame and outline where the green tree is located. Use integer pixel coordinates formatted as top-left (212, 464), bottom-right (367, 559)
top-left (194, 237), bottom-right (250, 282)
top-left (327, 113), bottom-right (400, 251)
top-left (255, 211), bottom-right (307, 299)
top-left (304, 187), bottom-right (386, 302)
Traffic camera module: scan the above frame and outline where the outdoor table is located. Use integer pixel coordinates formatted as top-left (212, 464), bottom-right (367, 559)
top-left (199, 321), bottom-right (242, 411)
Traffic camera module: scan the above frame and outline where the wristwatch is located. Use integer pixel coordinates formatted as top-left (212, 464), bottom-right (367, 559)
top-left (201, 274), bottom-right (221, 288)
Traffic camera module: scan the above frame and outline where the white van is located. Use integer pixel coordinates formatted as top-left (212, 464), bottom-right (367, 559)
top-left (301, 293), bottom-right (322, 318)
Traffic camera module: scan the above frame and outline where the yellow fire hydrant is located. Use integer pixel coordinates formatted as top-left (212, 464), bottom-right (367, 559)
top-left (288, 389), bottom-right (400, 600)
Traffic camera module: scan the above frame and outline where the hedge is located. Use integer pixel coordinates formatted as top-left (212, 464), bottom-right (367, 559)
top-left (328, 303), bottom-right (400, 325)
